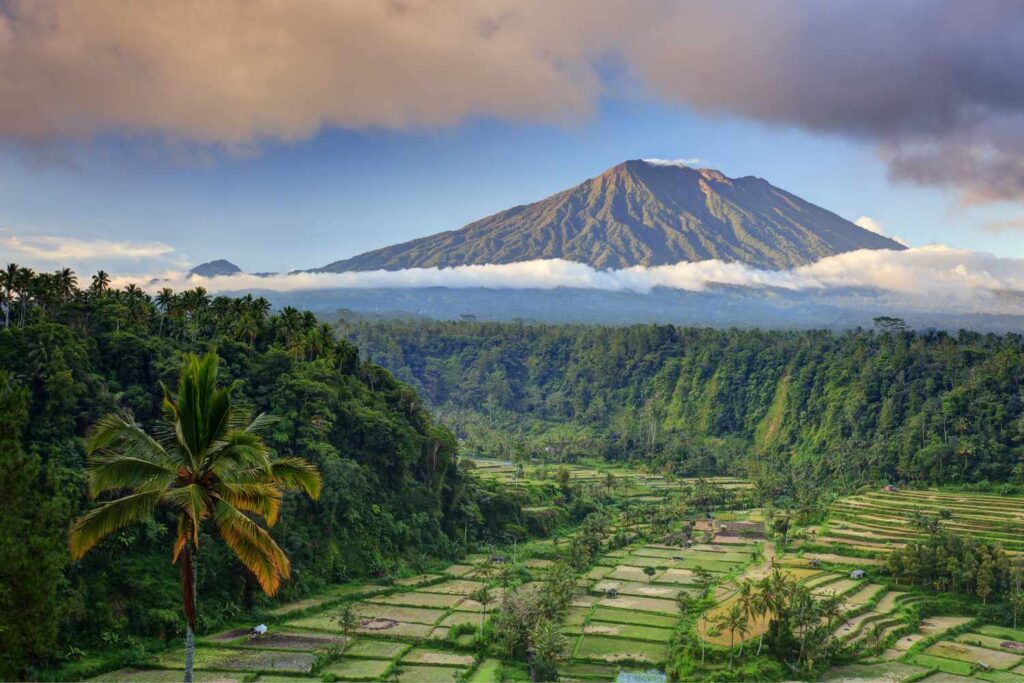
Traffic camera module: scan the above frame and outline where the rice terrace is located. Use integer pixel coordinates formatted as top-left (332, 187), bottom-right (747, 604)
top-left (73, 456), bottom-right (1024, 683)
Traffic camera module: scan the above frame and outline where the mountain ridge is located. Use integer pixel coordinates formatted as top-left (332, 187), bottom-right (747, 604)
top-left (316, 160), bottom-right (905, 272)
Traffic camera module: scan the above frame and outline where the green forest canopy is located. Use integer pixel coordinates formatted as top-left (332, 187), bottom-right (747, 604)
top-left (0, 266), bottom-right (533, 678)
top-left (339, 318), bottom-right (1024, 487)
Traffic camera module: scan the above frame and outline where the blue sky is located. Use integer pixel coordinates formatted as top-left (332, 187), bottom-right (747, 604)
top-left (3, 96), bottom-right (1023, 274)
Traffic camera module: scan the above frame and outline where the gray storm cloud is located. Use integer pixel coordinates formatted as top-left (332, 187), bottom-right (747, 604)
top-left (1, 1), bottom-right (1023, 200)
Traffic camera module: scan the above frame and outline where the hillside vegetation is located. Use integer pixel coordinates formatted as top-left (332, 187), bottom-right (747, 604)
top-left (0, 266), bottom-right (529, 679)
top-left (340, 319), bottom-right (1024, 488)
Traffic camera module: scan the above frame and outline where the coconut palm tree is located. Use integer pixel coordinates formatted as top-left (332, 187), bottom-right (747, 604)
top-left (1, 263), bottom-right (17, 329)
top-left (91, 270), bottom-right (111, 294)
top-left (715, 602), bottom-right (748, 665)
top-left (68, 351), bottom-right (321, 683)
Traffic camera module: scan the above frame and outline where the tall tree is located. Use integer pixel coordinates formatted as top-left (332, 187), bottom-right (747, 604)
top-left (68, 352), bottom-right (322, 682)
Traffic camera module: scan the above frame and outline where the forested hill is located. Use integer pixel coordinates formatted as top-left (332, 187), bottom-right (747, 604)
top-left (339, 319), bottom-right (1024, 486)
top-left (0, 267), bottom-right (526, 678)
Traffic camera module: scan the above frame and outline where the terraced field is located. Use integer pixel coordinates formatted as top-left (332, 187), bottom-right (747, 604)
top-left (560, 535), bottom-right (759, 677)
top-left (469, 457), bottom-right (751, 498)
top-left (820, 489), bottom-right (1024, 555)
top-left (812, 488), bottom-right (1024, 682)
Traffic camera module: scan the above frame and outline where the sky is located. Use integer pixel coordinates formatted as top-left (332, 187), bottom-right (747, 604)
top-left (2, 0), bottom-right (1024, 279)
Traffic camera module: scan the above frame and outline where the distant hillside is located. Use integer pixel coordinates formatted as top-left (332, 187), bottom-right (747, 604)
top-left (317, 160), bottom-right (904, 272)
top-left (190, 259), bottom-right (241, 277)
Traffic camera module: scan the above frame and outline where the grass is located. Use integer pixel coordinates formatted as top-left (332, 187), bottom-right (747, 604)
top-left (574, 634), bottom-right (666, 664)
top-left (400, 649), bottom-right (475, 666)
top-left (907, 653), bottom-right (976, 676)
top-left (344, 639), bottom-right (412, 659)
top-left (393, 664), bottom-right (466, 680)
top-left (468, 659), bottom-right (502, 682)
top-left (589, 607), bottom-right (677, 628)
top-left (325, 657), bottom-right (393, 680)
top-left (153, 646), bottom-right (317, 673)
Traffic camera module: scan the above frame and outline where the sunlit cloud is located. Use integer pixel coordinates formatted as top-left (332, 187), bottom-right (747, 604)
top-left (109, 246), bottom-right (1024, 313)
top-left (2, 233), bottom-right (178, 263)
top-left (1, 1), bottom-right (1022, 203)
top-left (854, 216), bottom-right (909, 247)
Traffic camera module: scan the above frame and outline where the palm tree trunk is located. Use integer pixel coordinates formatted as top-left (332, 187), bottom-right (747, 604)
top-left (182, 545), bottom-right (198, 683)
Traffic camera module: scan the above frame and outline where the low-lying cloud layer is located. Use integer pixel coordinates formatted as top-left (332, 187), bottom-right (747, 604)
top-left (2, 1), bottom-right (1023, 201)
top-left (112, 246), bottom-right (1024, 313)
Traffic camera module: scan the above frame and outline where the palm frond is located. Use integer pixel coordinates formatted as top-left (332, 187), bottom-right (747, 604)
top-left (269, 456), bottom-right (322, 500)
top-left (86, 451), bottom-right (177, 497)
top-left (214, 481), bottom-right (282, 525)
top-left (213, 500), bottom-right (290, 595)
top-left (162, 484), bottom-right (211, 547)
top-left (68, 488), bottom-right (164, 560)
top-left (86, 411), bottom-right (174, 460)
top-left (206, 430), bottom-right (273, 474)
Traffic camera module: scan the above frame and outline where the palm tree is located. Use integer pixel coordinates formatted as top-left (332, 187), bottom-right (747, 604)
top-left (68, 352), bottom-right (321, 683)
top-left (155, 288), bottom-right (175, 337)
top-left (91, 270), bottom-right (111, 294)
top-left (715, 603), bottom-right (748, 665)
top-left (735, 579), bottom-right (757, 656)
top-left (1, 263), bottom-right (16, 329)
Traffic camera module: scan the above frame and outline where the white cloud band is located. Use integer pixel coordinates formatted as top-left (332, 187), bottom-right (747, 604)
top-left (113, 246), bottom-right (1024, 313)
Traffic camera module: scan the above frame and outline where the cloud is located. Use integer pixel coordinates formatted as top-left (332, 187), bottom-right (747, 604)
top-left (854, 217), bottom-right (885, 236)
top-left (114, 246), bottom-right (1024, 313)
top-left (2, 1), bottom-right (1023, 202)
top-left (1, 233), bottom-right (177, 263)
top-left (642, 158), bottom-right (705, 168)
top-left (854, 216), bottom-right (909, 247)
top-left (982, 216), bottom-right (1024, 233)
top-left (0, 0), bottom-right (595, 146)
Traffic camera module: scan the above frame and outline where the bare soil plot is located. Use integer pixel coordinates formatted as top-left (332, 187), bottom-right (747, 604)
top-left (236, 631), bottom-right (345, 651)
top-left (925, 641), bottom-right (1022, 669)
top-left (804, 552), bottom-right (884, 566)
top-left (920, 616), bottom-right (975, 636)
top-left (597, 594), bottom-right (678, 615)
top-left (893, 632), bottom-right (927, 651)
top-left (571, 594), bottom-right (600, 608)
top-left (439, 611), bottom-right (479, 628)
top-left (874, 591), bottom-right (906, 613)
top-left (354, 604), bottom-right (446, 625)
top-left (374, 591), bottom-right (463, 608)
top-left (609, 565), bottom-right (662, 582)
top-left (419, 579), bottom-right (487, 595)
top-left (843, 583), bottom-right (885, 607)
top-left (812, 578), bottom-right (862, 597)
top-left (656, 568), bottom-right (695, 585)
top-left (955, 632), bottom-right (1024, 653)
top-left (442, 564), bottom-right (476, 577)
top-left (584, 621), bottom-right (674, 642)
top-left (401, 649), bottom-right (475, 666)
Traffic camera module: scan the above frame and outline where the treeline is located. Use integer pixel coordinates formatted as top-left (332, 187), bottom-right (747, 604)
top-left (339, 319), bottom-right (1024, 487)
top-left (0, 266), bottom-right (530, 678)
